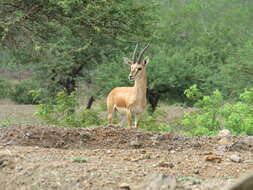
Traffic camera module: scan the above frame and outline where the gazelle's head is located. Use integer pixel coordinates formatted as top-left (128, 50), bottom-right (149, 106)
top-left (123, 43), bottom-right (150, 81)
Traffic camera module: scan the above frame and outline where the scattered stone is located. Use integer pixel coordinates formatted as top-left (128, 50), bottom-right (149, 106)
top-left (130, 141), bottom-right (141, 148)
top-left (0, 154), bottom-right (15, 170)
top-left (162, 133), bottom-right (173, 140)
top-left (152, 140), bottom-right (160, 146)
top-left (119, 183), bottom-right (131, 190)
top-left (214, 166), bottom-right (222, 170)
top-left (157, 161), bottom-right (170, 168)
top-left (229, 154), bottom-right (241, 163)
top-left (192, 142), bottom-right (201, 148)
top-left (151, 134), bottom-right (164, 141)
top-left (201, 151), bottom-right (213, 155)
top-left (218, 129), bottom-right (231, 137)
top-left (223, 172), bottom-right (253, 190)
top-left (228, 141), bottom-right (250, 152)
top-left (79, 131), bottom-right (90, 138)
top-left (80, 181), bottom-right (92, 188)
top-left (205, 155), bottom-right (222, 163)
top-left (168, 163), bottom-right (175, 168)
top-left (193, 169), bottom-right (200, 174)
top-left (217, 145), bottom-right (230, 152)
top-left (218, 136), bottom-right (233, 145)
top-left (123, 157), bottom-right (141, 162)
top-left (136, 173), bottom-right (177, 190)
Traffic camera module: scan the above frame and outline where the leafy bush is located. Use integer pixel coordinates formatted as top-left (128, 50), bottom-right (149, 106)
top-left (0, 78), bottom-right (12, 99)
top-left (94, 0), bottom-right (253, 102)
top-left (35, 90), bottom-right (106, 127)
top-left (10, 80), bottom-right (39, 104)
top-left (181, 85), bottom-right (253, 136)
top-left (140, 109), bottom-right (172, 132)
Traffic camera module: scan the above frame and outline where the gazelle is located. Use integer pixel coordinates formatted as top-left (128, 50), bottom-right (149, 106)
top-left (107, 43), bottom-right (150, 128)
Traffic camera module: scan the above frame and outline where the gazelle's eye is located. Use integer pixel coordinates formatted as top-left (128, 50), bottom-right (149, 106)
top-left (137, 68), bottom-right (142, 71)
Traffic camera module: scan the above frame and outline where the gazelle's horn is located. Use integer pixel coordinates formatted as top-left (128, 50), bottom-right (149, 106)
top-left (132, 42), bottom-right (139, 63)
top-left (137, 42), bottom-right (150, 63)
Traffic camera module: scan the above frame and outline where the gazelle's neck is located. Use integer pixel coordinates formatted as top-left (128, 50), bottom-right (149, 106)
top-left (134, 70), bottom-right (147, 98)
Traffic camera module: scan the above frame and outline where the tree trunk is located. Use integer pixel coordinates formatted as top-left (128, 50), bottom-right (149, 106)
top-left (86, 96), bottom-right (95, 109)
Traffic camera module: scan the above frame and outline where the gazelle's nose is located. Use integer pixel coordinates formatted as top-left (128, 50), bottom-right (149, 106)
top-left (129, 75), bottom-right (134, 81)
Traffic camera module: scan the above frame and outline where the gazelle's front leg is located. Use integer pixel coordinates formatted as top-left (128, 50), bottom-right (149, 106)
top-left (134, 114), bottom-right (141, 128)
top-left (126, 109), bottom-right (132, 128)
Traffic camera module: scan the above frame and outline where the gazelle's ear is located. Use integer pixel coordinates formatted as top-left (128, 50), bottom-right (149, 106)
top-left (123, 57), bottom-right (132, 65)
top-left (143, 56), bottom-right (149, 65)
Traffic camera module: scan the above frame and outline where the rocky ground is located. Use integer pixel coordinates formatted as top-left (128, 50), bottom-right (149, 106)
top-left (0, 124), bottom-right (252, 190)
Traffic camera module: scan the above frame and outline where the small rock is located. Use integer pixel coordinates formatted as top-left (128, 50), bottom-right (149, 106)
top-left (214, 166), bottom-right (222, 170)
top-left (170, 150), bottom-right (176, 154)
top-left (162, 133), bottom-right (172, 140)
top-left (193, 169), bottom-right (200, 174)
top-left (79, 131), bottom-right (90, 138)
top-left (130, 141), bottom-right (141, 148)
top-left (217, 145), bottom-right (229, 152)
top-left (152, 140), bottom-right (160, 146)
top-left (205, 155), bottom-right (222, 163)
top-left (136, 173), bottom-right (177, 190)
top-left (229, 154), bottom-right (241, 163)
top-left (157, 161), bottom-right (169, 168)
top-left (151, 134), bottom-right (164, 141)
top-left (81, 181), bottom-right (92, 188)
top-left (200, 151), bottom-right (213, 155)
top-left (119, 183), bottom-right (131, 190)
top-left (229, 141), bottom-right (250, 152)
top-left (218, 136), bottom-right (233, 145)
top-left (218, 129), bottom-right (231, 137)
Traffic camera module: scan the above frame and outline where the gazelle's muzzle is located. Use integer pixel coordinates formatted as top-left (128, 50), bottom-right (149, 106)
top-left (128, 75), bottom-right (134, 81)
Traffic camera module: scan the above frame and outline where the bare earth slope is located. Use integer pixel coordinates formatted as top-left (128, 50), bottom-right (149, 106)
top-left (0, 125), bottom-right (252, 190)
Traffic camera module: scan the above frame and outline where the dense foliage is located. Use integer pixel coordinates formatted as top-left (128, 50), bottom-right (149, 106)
top-left (35, 90), bottom-right (106, 127)
top-left (181, 85), bottom-right (253, 135)
top-left (0, 0), bottom-right (153, 94)
top-left (2, 0), bottom-right (253, 100)
top-left (0, 77), bottom-right (12, 99)
top-left (94, 0), bottom-right (253, 101)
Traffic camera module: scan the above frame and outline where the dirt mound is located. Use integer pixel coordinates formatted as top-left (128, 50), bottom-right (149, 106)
top-left (0, 125), bottom-right (252, 152)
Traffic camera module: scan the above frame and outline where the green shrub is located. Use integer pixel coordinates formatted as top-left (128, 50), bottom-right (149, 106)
top-left (0, 78), bottom-right (12, 98)
top-left (35, 90), bottom-right (106, 127)
top-left (10, 79), bottom-right (43, 104)
top-left (181, 85), bottom-right (253, 136)
top-left (140, 109), bottom-right (172, 132)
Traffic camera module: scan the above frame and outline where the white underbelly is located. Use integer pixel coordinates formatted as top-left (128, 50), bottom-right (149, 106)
top-left (114, 104), bottom-right (145, 114)
top-left (131, 105), bottom-right (145, 114)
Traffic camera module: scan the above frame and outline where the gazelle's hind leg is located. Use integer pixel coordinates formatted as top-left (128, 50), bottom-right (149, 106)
top-left (107, 99), bottom-right (114, 124)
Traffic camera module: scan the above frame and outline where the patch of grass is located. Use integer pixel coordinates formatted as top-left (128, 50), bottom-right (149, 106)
top-left (0, 120), bottom-right (12, 127)
top-left (143, 153), bottom-right (152, 159)
top-left (72, 157), bottom-right (88, 163)
top-left (177, 176), bottom-right (199, 181)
